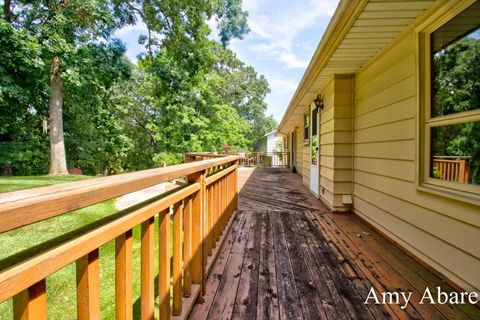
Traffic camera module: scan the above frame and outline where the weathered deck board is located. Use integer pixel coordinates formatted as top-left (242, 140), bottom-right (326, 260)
top-left (256, 213), bottom-right (280, 320)
top-left (232, 214), bottom-right (261, 319)
top-left (189, 168), bottom-right (480, 320)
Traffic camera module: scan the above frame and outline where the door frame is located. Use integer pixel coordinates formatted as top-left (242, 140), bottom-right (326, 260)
top-left (310, 104), bottom-right (320, 197)
top-left (291, 129), bottom-right (296, 170)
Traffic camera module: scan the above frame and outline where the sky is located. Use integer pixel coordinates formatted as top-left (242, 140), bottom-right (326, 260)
top-left (114, 0), bottom-right (340, 122)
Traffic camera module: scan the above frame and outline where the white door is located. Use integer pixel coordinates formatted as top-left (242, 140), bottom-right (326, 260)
top-left (310, 106), bottom-right (319, 197)
top-left (291, 130), bottom-right (296, 169)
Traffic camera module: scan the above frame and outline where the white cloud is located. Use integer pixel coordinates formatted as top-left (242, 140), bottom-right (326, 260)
top-left (113, 22), bottom-right (148, 37)
top-left (240, 0), bottom-right (339, 69)
top-left (279, 52), bottom-right (309, 69)
top-left (270, 78), bottom-right (298, 91)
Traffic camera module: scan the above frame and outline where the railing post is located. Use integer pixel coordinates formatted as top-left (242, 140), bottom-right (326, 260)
top-left (13, 280), bottom-right (47, 320)
top-left (76, 250), bottom-right (100, 320)
top-left (187, 171), bottom-right (206, 296)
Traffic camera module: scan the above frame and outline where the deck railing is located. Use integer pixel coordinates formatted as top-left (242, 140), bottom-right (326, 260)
top-left (0, 156), bottom-right (239, 320)
top-left (185, 152), bottom-right (290, 168)
top-left (238, 152), bottom-right (289, 168)
top-left (433, 156), bottom-right (470, 183)
top-left (184, 152), bottom-right (227, 163)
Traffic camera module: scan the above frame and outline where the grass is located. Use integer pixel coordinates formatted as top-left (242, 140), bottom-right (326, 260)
top-left (0, 176), bottom-right (173, 319)
top-left (0, 175), bottom-right (93, 193)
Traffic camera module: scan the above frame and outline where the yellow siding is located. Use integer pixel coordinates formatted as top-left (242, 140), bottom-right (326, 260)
top-left (317, 75), bottom-right (353, 211)
top-left (319, 80), bottom-right (335, 207)
top-left (353, 32), bottom-right (480, 292)
top-left (291, 92), bottom-right (350, 197)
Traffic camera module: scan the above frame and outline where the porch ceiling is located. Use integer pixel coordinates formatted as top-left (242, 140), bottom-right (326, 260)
top-left (278, 0), bottom-right (435, 134)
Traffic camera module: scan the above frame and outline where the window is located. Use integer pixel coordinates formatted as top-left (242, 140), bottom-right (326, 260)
top-left (418, 1), bottom-right (480, 203)
top-left (312, 107), bottom-right (318, 136)
top-left (304, 112), bottom-right (309, 140)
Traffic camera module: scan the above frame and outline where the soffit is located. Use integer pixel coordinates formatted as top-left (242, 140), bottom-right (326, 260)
top-left (279, 0), bottom-right (435, 134)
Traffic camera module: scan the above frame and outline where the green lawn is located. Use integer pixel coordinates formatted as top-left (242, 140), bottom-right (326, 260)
top-left (0, 176), bottom-right (171, 319)
top-left (0, 175), bottom-right (93, 193)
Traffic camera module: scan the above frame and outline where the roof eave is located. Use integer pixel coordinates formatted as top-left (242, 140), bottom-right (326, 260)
top-left (277, 0), bottom-right (367, 134)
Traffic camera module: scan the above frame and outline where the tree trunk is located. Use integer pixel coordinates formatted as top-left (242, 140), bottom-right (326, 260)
top-left (4, 0), bottom-right (12, 23)
top-left (48, 56), bottom-right (68, 175)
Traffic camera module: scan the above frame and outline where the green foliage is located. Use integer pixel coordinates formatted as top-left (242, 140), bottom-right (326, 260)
top-left (0, 174), bottom-right (92, 193)
top-left (1, 0), bottom-right (275, 175)
top-left (433, 38), bottom-right (480, 117)
top-left (216, 0), bottom-right (250, 46)
top-left (433, 37), bottom-right (480, 184)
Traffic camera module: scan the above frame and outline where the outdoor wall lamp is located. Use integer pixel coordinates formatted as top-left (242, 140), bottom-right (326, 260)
top-left (314, 94), bottom-right (324, 110)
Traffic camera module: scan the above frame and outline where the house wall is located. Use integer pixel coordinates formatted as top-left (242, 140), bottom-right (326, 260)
top-left (287, 118), bottom-right (310, 186)
top-left (266, 134), bottom-right (283, 153)
top-left (319, 75), bottom-right (353, 212)
top-left (288, 76), bottom-right (354, 211)
top-left (353, 31), bottom-right (480, 292)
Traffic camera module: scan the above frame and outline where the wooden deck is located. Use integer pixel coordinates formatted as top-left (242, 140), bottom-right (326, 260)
top-left (189, 168), bottom-right (480, 320)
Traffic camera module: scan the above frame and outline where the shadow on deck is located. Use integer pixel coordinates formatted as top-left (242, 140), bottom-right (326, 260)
top-left (189, 168), bottom-right (479, 320)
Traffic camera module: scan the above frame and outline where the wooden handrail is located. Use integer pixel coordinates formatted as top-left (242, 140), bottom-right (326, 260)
top-left (0, 155), bottom-right (238, 233)
top-left (0, 156), bottom-right (239, 320)
top-left (184, 152), bottom-right (226, 163)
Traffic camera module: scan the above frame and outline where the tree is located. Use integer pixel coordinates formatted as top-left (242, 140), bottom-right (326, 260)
top-left (3, 0), bottom-right (131, 174)
top-left (63, 40), bottom-right (133, 175)
top-left (0, 20), bottom-right (49, 175)
top-left (1, 0), bottom-right (278, 175)
top-left (201, 43), bottom-right (277, 147)
top-left (433, 37), bottom-right (480, 184)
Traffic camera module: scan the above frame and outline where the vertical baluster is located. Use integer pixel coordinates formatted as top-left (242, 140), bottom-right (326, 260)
top-left (230, 169), bottom-right (233, 216)
top-left (202, 177), bottom-right (208, 282)
top-left (229, 169), bottom-right (233, 217)
top-left (13, 280), bottom-right (47, 320)
top-left (187, 171), bottom-right (205, 294)
top-left (184, 197), bottom-right (192, 297)
top-left (76, 249), bottom-right (100, 320)
top-left (226, 172), bottom-right (230, 221)
top-left (446, 161), bottom-right (451, 181)
top-left (211, 182), bottom-right (217, 249)
top-left (215, 181), bottom-right (220, 242)
top-left (219, 178), bottom-right (223, 233)
top-left (230, 170), bottom-right (234, 217)
top-left (141, 217), bottom-right (154, 320)
top-left (234, 161), bottom-right (239, 212)
top-left (207, 185), bottom-right (213, 256)
top-left (460, 159), bottom-right (466, 183)
top-left (455, 162), bottom-right (459, 182)
top-left (172, 202), bottom-right (183, 316)
top-left (222, 176), bottom-right (227, 229)
top-left (159, 209), bottom-right (171, 320)
top-left (116, 229), bottom-right (133, 320)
